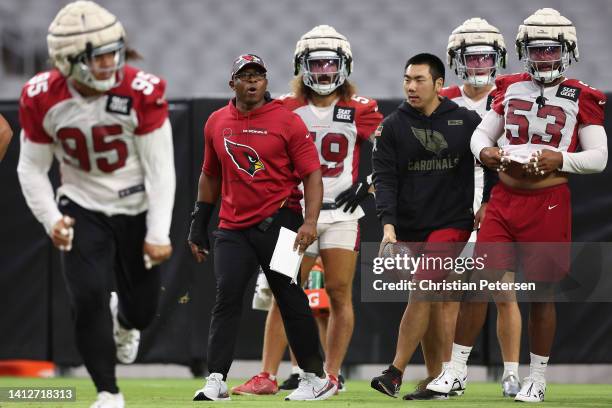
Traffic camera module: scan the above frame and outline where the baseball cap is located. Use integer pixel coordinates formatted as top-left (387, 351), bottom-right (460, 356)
top-left (231, 54), bottom-right (267, 78)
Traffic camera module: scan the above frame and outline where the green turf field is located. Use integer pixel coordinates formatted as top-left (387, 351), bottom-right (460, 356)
top-left (0, 377), bottom-right (610, 407)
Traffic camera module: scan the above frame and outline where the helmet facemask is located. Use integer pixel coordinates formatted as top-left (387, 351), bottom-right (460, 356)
top-left (521, 40), bottom-right (569, 84)
top-left (70, 39), bottom-right (126, 92)
top-left (447, 18), bottom-right (506, 88)
top-left (515, 8), bottom-right (578, 84)
top-left (454, 45), bottom-right (501, 87)
top-left (300, 50), bottom-right (348, 95)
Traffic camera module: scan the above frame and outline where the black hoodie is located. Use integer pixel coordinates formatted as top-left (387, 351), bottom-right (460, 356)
top-left (372, 97), bottom-right (493, 241)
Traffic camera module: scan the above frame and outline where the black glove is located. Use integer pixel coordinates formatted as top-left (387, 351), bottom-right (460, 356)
top-left (335, 178), bottom-right (373, 213)
top-left (188, 201), bottom-right (215, 254)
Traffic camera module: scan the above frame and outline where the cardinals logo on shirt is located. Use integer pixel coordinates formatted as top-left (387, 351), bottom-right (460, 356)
top-left (411, 127), bottom-right (448, 156)
top-left (224, 139), bottom-right (265, 177)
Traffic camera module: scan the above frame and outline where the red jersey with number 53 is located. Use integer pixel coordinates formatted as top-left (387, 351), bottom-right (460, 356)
top-left (19, 65), bottom-right (168, 215)
top-left (492, 73), bottom-right (606, 152)
top-left (280, 94), bottom-right (382, 223)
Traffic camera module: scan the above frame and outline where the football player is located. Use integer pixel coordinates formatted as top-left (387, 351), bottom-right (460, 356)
top-left (429, 18), bottom-right (522, 398)
top-left (427, 8), bottom-right (607, 403)
top-left (232, 25), bottom-right (382, 396)
top-left (16, 2), bottom-right (175, 407)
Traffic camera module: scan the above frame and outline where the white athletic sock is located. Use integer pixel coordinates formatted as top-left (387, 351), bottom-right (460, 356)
top-left (268, 374), bottom-right (276, 381)
top-left (450, 343), bottom-right (472, 370)
top-left (442, 361), bottom-right (450, 370)
top-left (529, 353), bottom-right (548, 382)
top-left (503, 362), bottom-right (519, 379)
top-left (291, 365), bottom-right (303, 375)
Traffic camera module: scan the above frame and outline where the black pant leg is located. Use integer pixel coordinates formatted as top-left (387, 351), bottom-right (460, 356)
top-left (59, 198), bottom-right (118, 393)
top-left (207, 228), bottom-right (259, 379)
top-left (250, 209), bottom-right (324, 376)
top-left (112, 211), bottom-right (160, 330)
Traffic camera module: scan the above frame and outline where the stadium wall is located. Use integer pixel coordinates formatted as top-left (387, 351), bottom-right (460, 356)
top-left (0, 97), bottom-right (610, 368)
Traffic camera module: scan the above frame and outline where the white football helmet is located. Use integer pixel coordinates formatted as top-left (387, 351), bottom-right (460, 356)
top-left (447, 18), bottom-right (506, 87)
top-left (47, 1), bottom-right (126, 92)
top-left (294, 25), bottom-right (353, 95)
top-left (516, 8), bottom-right (578, 83)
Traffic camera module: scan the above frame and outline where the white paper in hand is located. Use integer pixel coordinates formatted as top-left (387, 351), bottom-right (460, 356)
top-left (269, 227), bottom-right (303, 283)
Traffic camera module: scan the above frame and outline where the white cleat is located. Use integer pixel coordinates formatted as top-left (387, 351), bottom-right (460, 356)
top-left (193, 373), bottom-right (231, 401)
top-left (514, 376), bottom-right (545, 402)
top-left (90, 391), bottom-right (124, 408)
top-left (110, 292), bottom-right (140, 364)
top-left (427, 365), bottom-right (466, 395)
top-left (285, 372), bottom-right (337, 401)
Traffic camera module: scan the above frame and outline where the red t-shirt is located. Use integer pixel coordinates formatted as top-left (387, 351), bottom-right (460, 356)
top-left (202, 99), bottom-right (320, 229)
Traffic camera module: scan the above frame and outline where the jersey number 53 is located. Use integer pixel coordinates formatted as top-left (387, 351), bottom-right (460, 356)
top-left (505, 99), bottom-right (567, 148)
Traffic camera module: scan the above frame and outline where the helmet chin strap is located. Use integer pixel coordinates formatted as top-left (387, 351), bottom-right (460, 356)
top-left (536, 85), bottom-right (548, 108)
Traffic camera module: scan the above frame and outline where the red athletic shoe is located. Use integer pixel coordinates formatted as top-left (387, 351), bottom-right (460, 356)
top-left (231, 372), bottom-right (279, 395)
top-left (328, 374), bottom-right (340, 395)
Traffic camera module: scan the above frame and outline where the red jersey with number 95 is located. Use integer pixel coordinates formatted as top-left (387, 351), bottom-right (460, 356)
top-left (19, 65), bottom-right (168, 215)
top-left (492, 73), bottom-right (606, 152)
top-left (280, 94), bottom-right (382, 223)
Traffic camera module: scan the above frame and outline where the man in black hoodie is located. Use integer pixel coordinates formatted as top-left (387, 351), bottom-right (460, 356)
top-left (370, 53), bottom-right (495, 400)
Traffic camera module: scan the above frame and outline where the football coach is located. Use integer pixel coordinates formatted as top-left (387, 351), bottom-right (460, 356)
top-left (187, 54), bottom-right (336, 401)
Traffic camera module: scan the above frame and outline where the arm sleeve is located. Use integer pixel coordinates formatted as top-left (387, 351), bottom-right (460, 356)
top-left (133, 119), bottom-right (176, 245)
top-left (560, 125), bottom-right (608, 174)
top-left (287, 115), bottom-right (320, 177)
top-left (470, 110), bottom-right (505, 161)
top-left (372, 122), bottom-right (398, 226)
top-left (202, 117), bottom-right (221, 176)
top-left (16, 130), bottom-right (62, 234)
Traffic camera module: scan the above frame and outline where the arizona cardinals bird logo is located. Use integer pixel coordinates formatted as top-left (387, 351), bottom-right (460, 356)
top-left (224, 139), bottom-right (265, 177)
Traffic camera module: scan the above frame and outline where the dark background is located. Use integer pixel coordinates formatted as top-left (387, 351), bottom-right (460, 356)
top-left (1, 97), bottom-right (611, 371)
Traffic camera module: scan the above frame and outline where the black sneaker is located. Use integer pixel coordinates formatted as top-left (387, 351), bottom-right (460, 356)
top-left (403, 388), bottom-right (448, 400)
top-left (338, 374), bottom-right (346, 392)
top-left (371, 365), bottom-right (402, 398)
top-left (279, 373), bottom-right (300, 390)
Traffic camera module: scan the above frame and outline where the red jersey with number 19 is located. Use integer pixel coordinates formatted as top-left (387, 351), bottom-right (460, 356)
top-left (492, 73), bottom-right (606, 152)
top-left (202, 99), bottom-right (320, 230)
top-left (19, 65), bottom-right (168, 216)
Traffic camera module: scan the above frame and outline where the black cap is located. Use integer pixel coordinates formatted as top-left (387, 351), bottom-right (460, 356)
top-left (231, 54), bottom-right (267, 78)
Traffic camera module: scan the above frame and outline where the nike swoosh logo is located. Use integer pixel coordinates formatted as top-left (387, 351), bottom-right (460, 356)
top-left (548, 205), bottom-right (558, 210)
top-left (314, 381), bottom-right (335, 398)
top-left (599, 100), bottom-right (606, 105)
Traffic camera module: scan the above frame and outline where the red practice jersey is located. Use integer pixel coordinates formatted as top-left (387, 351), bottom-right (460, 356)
top-left (491, 73), bottom-right (606, 153)
top-left (19, 65), bottom-right (168, 215)
top-left (280, 94), bottom-right (382, 223)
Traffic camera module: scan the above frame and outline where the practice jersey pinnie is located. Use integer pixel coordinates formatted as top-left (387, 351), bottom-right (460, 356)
top-left (280, 94), bottom-right (382, 223)
top-left (440, 85), bottom-right (495, 119)
top-left (492, 73), bottom-right (606, 152)
top-left (19, 65), bottom-right (168, 215)
top-left (440, 85), bottom-right (495, 211)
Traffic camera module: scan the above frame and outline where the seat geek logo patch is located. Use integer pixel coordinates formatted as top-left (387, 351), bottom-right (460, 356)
top-left (333, 106), bottom-right (355, 123)
top-left (556, 85), bottom-right (581, 102)
top-left (106, 95), bottom-right (132, 115)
